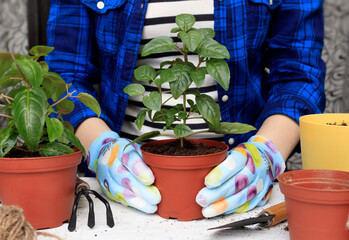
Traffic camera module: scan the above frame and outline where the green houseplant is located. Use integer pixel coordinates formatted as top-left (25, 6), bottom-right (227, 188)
top-left (123, 14), bottom-right (256, 220)
top-left (0, 46), bottom-right (101, 229)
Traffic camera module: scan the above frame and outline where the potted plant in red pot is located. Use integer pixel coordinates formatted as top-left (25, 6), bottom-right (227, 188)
top-left (123, 14), bottom-right (256, 221)
top-left (0, 46), bottom-right (101, 229)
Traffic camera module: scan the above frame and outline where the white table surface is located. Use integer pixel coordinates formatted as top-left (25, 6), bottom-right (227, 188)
top-left (38, 178), bottom-right (290, 240)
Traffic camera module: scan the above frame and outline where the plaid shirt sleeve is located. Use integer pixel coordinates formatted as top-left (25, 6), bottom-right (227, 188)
top-left (255, 0), bottom-right (326, 127)
top-left (45, 0), bottom-right (113, 129)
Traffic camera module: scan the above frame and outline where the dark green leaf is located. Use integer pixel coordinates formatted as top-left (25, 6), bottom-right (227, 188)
top-left (61, 128), bottom-right (86, 157)
top-left (141, 36), bottom-right (176, 57)
top-left (176, 14), bottom-right (195, 32)
top-left (160, 61), bottom-right (173, 69)
top-left (134, 65), bottom-right (157, 82)
top-left (42, 72), bottom-right (69, 101)
top-left (135, 109), bottom-right (147, 130)
top-left (206, 59), bottom-right (230, 91)
top-left (195, 94), bottom-right (221, 127)
top-left (170, 65), bottom-right (192, 99)
top-left (153, 109), bottom-right (168, 122)
top-left (178, 29), bottom-right (203, 52)
top-left (124, 131), bottom-right (161, 150)
top-left (15, 59), bottom-right (44, 88)
top-left (189, 67), bottom-right (206, 88)
top-left (11, 88), bottom-right (47, 151)
top-left (0, 52), bottom-right (14, 79)
top-left (56, 99), bottom-right (74, 115)
top-left (0, 68), bottom-right (22, 88)
top-left (184, 89), bottom-right (200, 96)
top-left (166, 116), bottom-right (175, 127)
top-left (39, 142), bottom-right (74, 157)
top-left (63, 121), bottom-right (74, 132)
top-left (77, 92), bottom-right (101, 117)
top-left (187, 99), bottom-right (195, 107)
top-left (174, 124), bottom-right (193, 138)
top-left (198, 28), bottom-right (215, 38)
top-left (178, 112), bottom-right (187, 120)
top-left (0, 126), bottom-right (18, 157)
top-left (209, 122), bottom-right (256, 134)
top-left (155, 68), bottom-right (176, 86)
top-left (195, 38), bottom-right (230, 59)
top-left (142, 91), bottom-right (161, 111)
top-left (29, 45), bottom-right (54, 58)
top-left (123, 83), bottom-right (145, 96)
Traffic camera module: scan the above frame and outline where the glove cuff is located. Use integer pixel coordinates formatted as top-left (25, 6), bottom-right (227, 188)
top-left (247, 135), bottom-right (286, 179)
top-left (87, 131), bottom-right (120, 173)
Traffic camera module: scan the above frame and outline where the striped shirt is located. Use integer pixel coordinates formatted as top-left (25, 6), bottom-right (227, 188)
top-left (120, 0), bottom-right (224, 141)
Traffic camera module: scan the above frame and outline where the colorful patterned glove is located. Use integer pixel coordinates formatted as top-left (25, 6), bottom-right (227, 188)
top-left (87, 131), bottom-right (161, 213)
top-left (196, 135), bottom-right (286, 218)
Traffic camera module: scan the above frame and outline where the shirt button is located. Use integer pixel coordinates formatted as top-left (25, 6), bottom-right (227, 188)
top-left (97, 1), bottom-right (105, 9)
top-left (270, 0), bottom-right (273, 5)
top-left (222, 95), bottom-right (229, 102)
top-left (228, 138), bottom-right (234, 145)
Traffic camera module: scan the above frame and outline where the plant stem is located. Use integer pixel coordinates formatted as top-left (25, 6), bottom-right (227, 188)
top-left (183, 93), bottom-right (187, 125)
top-left (10, 54), bottom-right (31, 87)
top-left (196, 55), bottom-right (205, 71)
top-left (162, 96), bottom-right (173, 106)
top-left (50, 90), bottom-right (76, 108)
top-left (180, 137), bottom-right (184, 148)
top-left (186, 130), bottom-right (210, 138)
top-left (0, 113), bottom-right (13, 119)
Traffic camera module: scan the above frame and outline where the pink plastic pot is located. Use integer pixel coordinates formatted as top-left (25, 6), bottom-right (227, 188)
top-left (278, 169), bottom-right (349, 240)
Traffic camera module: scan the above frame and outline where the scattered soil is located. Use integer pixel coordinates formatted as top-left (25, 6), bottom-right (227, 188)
top-left (142, 139), bottom-right (226, 156)
top-left (284, 225), bottom-right (289, 231)
top-left (326, 121), bottom-right (348, 126)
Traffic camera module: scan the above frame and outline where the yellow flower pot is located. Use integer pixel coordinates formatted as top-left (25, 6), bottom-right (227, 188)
top-left (299, 113), bottom-right (349, 172)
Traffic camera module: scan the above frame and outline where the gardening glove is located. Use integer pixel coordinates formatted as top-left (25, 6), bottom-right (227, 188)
top-left (196, 135), bottom-right (286, 218)
top-left (87, 131), bottom-right (161, 213)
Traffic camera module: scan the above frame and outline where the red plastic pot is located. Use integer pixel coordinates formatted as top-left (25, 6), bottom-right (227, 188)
top-left (278, 169), bottom-right (349, 240)
top-left (0, 149), bottom-right (81, 229)
top-left (141, 139), bottom-right (228, 221)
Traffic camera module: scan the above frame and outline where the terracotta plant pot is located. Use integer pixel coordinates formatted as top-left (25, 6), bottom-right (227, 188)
top-left (141, 139), bottom-right (228, 221)
top-left (278, 169), bottom-right (349, 240)
top-left (0, 149), bottom-right (82, 229)
top-left (300, 113), bottom-right (349, 171)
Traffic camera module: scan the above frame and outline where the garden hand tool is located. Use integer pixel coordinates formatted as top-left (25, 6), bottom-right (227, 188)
top-left (87, 131), bottom-right (161, 214)
top-left (208, 201), bottom-right (287, 230)
top-left (68, 177), bottom-right (115, 231)
top-left (196, 135), bottom-right (286, 218)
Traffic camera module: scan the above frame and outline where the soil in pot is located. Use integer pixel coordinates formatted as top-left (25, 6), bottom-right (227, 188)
top-left (142, 139), bottom-right (226, 156)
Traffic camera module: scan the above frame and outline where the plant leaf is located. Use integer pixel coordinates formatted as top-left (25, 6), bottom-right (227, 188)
top-left (124, 131), bottom-right (161, 150)
top-left (77, 92), bottom-right (101, 117)
top-left (141, 36), bottom-right (176, 57)
top-left (39, 142), bottom-right (74, 157)
top-left (184, 89), bottom-right (201, 96)
top-left (195, 94), bottom-right (221, 127)
top-left (206, 59), bottom-right (230, 91)
top-left (29, 45), bottom-right (55, 58)
top-left (15, 59), bottom-right (44, 88)
top-left (134, 65), bottom-right (157, 82)
top-left (176, 14), bottom-right (195, 32)
top-left (170, 27), bottom-right (181, 33)
top-left (142, 91), bottom-right (161, 111)
top-left (61, 128), bottom-right (86, 157)
top-left (135, 109), bottom-right (147, 130)
top-left (123, 83), bottom-right (145, 96)
top-left (0, 126), bottom-right (18, 157)
top-left (0, 52), bottom-right (14, 79)
top-left (174, 124), bottom-right (193, 138)
top-left (208, 122), bottom-right (256, 134)
top-left (178, 29), bottom-right (203, 52)
top-left (0, 68), bottom-right (22, 88)
top-left (39, 61), bottom-right (49, 72)
top-left (170, 65), bottom-right (192, 99)
top-left (153, 109), bottom-right (168, 122)
top-left (189, 67), bottom-right (206, 88)
top-left (45, 116), bottom-right (64, 142)
top-left (11, 88), bottom-right (47, 151)
top-left (197, 28), bottom-right (215, 38)
top-left (155, 68), bottom-right (176, 86)
top-left (56, 98), bottom-right (75, 115)
top-left (195, 38), bottom-right (230, 59)
top-left (42, 72), bottom-right (69, 101)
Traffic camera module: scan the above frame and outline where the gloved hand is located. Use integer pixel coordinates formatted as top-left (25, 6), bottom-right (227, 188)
top-left (196, 135), bottom-right (285, 218)
top-left (87, 131), bottom-right (161, 213)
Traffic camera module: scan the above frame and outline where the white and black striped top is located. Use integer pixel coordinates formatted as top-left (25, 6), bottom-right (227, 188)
top-left (120, 0), bottom-right (224, 142)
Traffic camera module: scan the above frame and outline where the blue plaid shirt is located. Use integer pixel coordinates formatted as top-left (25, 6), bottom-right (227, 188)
top-left (46, 0), bottom-right (326, 148)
